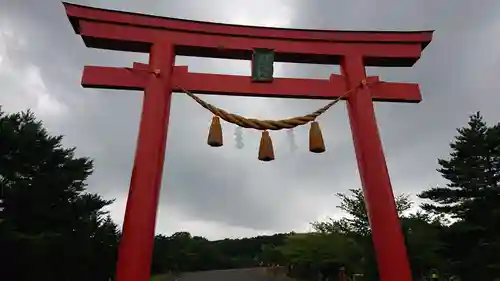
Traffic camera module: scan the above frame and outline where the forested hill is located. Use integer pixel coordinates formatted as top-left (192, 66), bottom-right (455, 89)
top-left (151, 232), bottom-right (290, 275)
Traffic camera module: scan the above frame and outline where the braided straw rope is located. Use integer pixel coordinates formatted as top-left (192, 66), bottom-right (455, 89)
top-left (125, 66), bottom-right (367, 131)
top-left (179, 85), bottom-right (362, 131)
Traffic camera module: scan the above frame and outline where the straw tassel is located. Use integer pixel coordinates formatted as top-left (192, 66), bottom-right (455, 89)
top-left (207, 116), bottom-right (223, 147)
top-left (309, 121), bottom-right (326, 153)
top-left (258, 131), bottom-right (275, 161)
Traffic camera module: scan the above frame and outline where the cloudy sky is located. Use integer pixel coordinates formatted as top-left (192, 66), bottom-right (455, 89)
top-left (1, 0), bottom-right (500, 240)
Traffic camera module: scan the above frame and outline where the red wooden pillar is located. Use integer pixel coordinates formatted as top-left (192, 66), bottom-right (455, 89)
top-left (115, 43), bottom-right (175, 281)
top-left (341, 56), bottom-right (412, 281)
top-left (339, 267), bottom-right (346, 281)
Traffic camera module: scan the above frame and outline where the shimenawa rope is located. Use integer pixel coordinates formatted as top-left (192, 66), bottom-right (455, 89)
top-left (178, 86), bottom-right (356, 131)
top-left (125, 66), bottom-right (370, 130)
top-left (125, 66), bottom-right (372, 161)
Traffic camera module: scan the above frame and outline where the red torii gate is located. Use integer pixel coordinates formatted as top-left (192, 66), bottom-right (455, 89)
top-left (62, 3), bottom-right (432, 281)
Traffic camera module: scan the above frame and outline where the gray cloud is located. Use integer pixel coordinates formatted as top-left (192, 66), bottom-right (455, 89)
top-left (2, 0), bottom-right (500, 239)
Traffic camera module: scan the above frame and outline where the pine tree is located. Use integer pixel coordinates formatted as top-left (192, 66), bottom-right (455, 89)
top-left (418, 112), bottom-right (500, 279)
top-left (0, 108), bottom-right (119, 281)
top-left (418, 112), bottom-right (500, 223)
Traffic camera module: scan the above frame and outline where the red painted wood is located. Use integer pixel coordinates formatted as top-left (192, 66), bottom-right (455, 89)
top-left (82, 65), bottom-right (421, 102)
top-left (114, 43), bottom-right (174, 281)
top-left (82, 66), bottom-right (146, 90)
top-left (341, 56), bottom-right (412, 281)
top-left (339, 267), bottom-right (346, 281)
top-left (77, 20), bottom-right (424, 66)
top-left (63, 2), bottom-right (432, 48)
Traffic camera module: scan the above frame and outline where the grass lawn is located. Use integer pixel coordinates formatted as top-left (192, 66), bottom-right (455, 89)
top-left (150, 274), bottom-right (165, 281)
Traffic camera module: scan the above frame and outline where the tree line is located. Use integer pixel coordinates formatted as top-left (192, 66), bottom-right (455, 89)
top-left (0, 107), bottom-right (499, 281)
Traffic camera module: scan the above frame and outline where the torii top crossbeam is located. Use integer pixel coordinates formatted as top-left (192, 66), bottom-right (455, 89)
top-left (65, 2), bottom-right (432, 103)
top-left (62, 3), bottom-right (433, 281)
top-left (64, 2), bottom-right (432, 66)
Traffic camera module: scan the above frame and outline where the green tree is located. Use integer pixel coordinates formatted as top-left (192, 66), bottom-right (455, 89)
top-left (279, 232), bottom-right (362, 281)
top-left (401, 212), bottom-right (446, 280)
top-left (310, 188), bottom-right (446, 281)
top-left (0, 108), bottom-right (119, 281)
top-left (150, 232), bottom-right (290, 276)
top-left (419, 112), bottom-right (500, 220)
top-left (312, 188), bottom-right (412, 236)
top-left (419, 112), bottom-right (500, 280)
top-left (260, 244), bottom-right (286, 265)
